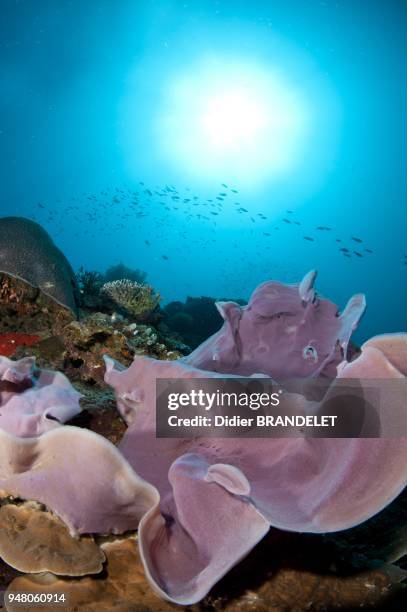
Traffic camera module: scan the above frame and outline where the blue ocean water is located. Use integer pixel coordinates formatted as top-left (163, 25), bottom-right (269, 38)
top-left (0, 0), bottom-right (406, 345)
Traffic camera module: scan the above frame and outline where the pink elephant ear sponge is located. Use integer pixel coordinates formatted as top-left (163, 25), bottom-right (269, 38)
top-left (183, 270), bottom-right (366, 380)
top-left (0, 355), bottom-right (82, 437)
top-left (0, 271), bottom-right (405, 606)
top-left (105, 329), bottom-right (407, 604)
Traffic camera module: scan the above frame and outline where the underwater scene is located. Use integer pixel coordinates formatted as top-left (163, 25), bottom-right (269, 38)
top-left (0, 1), bottom-right (406, 610)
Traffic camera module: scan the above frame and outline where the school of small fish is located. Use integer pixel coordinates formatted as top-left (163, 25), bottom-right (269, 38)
top-left (30, 181), bottom-right (407, 284)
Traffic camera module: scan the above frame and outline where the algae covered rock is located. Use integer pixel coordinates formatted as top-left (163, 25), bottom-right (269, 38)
top-left (0, 274), bottom-right (74, 335)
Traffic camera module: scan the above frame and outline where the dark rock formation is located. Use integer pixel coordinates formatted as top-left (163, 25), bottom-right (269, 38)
top-left (163, 295), bottom-right (246, 349)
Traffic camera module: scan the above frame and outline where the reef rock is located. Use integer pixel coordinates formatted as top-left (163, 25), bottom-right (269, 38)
top-left (0, 274), bottom-right (74, 335)
top-left (0, 217), bottom-right (79, 315)
top-left (58, 315), bottom-right (185, 384)
top-left (163, 295), bottom-right (246, 349)
top-left (5, 538), bottom-right (174, 612)
top-left (4, 532), bottom-right (404, 611)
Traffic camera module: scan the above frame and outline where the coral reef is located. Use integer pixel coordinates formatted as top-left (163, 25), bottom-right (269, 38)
top-left (0, 266), bottom-right (406, 608)
top-left (77, 263), bottom-right (150, 312)
top-left (8, 311), bottom-right (187, 387)
top-left (0, 217), bottom-right (79, 314)
top-left (4, 528), bottom-right (405, 611)
top-left (0, 274), bottom-right (74, 335)
top-left (56, 315), bottom-right (185, 384)
top-left (100, 279), bottom-right (160, 321)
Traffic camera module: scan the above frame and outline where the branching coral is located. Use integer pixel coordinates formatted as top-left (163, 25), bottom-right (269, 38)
top-left (100, 279), bottom-right (160, 320)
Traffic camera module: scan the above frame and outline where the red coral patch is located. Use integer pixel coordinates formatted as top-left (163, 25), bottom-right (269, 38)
top-left (0, 333), bottom-right (40, 357)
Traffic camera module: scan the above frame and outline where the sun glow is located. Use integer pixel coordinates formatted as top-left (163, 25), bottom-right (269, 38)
top-left (157, 60), bottom-right (310, 184)
top-left (199, 89), bottom-right (269, 151)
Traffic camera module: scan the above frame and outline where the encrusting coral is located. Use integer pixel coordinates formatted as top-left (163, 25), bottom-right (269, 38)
top-left (100, 279), bottom-right (160, 320)
top-left (0, 270), bottom-right (406, 606)
top-left (4, 538), bottom-right (176, 612)
top-left (0, 333), bottom-right (40, 357)
top-left (0, 503), bottom-right (105, 576)
top-left (0, 274), bottom-right (74, 335)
